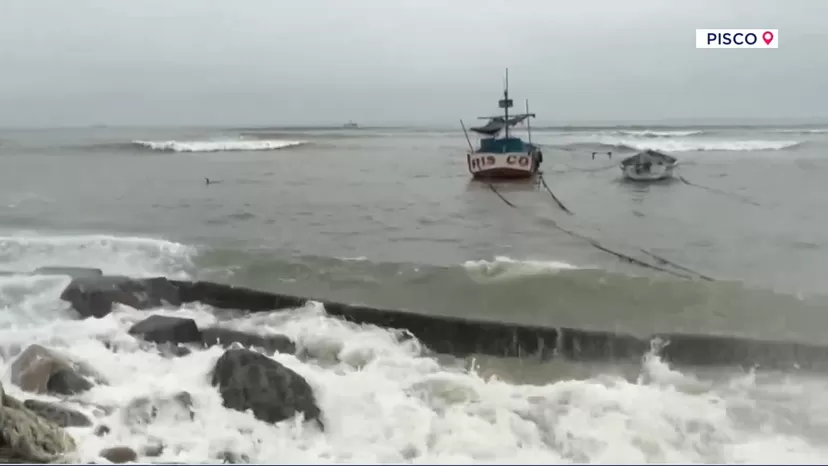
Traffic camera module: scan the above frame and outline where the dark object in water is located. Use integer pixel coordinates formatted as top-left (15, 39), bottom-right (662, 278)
top-left (211, 348), bottom-right (323, 428)
top-left (128, 315), bottom-right (202, 345)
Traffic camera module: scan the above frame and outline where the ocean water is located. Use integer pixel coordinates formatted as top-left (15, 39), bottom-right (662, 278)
top-left (1, 124), bottom-right (828, 462)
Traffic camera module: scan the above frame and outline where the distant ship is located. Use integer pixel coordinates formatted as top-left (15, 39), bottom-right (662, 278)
top-left (343, 121), bottom-right (358, 129)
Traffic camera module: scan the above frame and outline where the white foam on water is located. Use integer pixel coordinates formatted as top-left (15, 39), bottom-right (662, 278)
top-left (338, 256), bottom-right (369, 262)
top-left (771, 128), bottom-right (828, 134)
top-left (612, 130), bottom-right (705, 138)
top-left (617, 139), bottom-right (801, 152)
top-left (463, 256), bottom-right (580, 281)
top-left (133, 139), bottom-right (307, 152)
top-left (0, 232), bottom-right (195, 278)
top-left (1, 232), bottom-right (828, 463)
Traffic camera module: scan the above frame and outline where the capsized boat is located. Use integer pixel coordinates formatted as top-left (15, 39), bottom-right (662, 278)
top-left (461, 69), bottom-right (543, 180)
top-left (620, 149), bottom-right (678, 181)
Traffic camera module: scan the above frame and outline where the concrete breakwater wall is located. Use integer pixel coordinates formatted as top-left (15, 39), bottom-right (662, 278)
top-left (40, 269), bottom-right (828, 371)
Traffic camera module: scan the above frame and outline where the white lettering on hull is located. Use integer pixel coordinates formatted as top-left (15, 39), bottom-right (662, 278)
top-left (467, 153), bottom-right (534, 174)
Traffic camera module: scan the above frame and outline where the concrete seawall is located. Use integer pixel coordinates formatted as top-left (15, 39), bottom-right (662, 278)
top-left (168, 279), bottom-right (828, 371)
top-left (51, 272), bottom-right (828, 372)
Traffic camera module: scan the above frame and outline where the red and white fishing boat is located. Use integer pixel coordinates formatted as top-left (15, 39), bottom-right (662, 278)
top-left (461, 69), bottom-right (543, 180)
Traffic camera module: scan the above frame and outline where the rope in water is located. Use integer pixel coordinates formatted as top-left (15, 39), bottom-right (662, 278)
top-left (677, 174), bottom-right (762, 207)
top-left (485, 179), bottom-right (714, 281)
top-left (539, 174), bottom-right (573, 215)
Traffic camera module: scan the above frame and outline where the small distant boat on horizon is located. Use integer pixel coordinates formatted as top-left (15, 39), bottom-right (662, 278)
top-left (619, 149), bottom-right (679, 181)
top-left (461, 69), bottom-right (543, 181)
top-left (343, 121), bottom-right (359, 129)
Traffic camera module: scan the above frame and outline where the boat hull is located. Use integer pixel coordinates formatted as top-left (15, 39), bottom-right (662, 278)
top-left (467, 152), bottom-right (538, 180)
top-left (621, 163), bottom-right (677, 181)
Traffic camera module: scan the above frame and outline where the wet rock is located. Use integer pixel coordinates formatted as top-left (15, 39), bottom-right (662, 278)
top-left (201, 327), bottom-right (296, 355)
top-left (219, 450), bottom-right (250, 464)
top-left (211, 348), bottom-right (322, 428)
top-left (22, 399), bottom-right (93, 428)
top-left (48, 367), bottom-right (95, 396)
top-left (32, 266), bottom-right (103, 278)
top-left (0, 381), bottom-right (76, 463)
top-left (60, 275), bottom-right (182, 319)
top-left (142, 441), bottom-right (164, 457)
top-left (99, 446), bottom-right (137, 464)
top-left (94, 425), bottom-right (111, 437)
top-left (11, 344), bottom-right (103, 395)
top-left (128, 315), bottom-right (201, 345)
top-left (121, 391), bottom-right (194, 426)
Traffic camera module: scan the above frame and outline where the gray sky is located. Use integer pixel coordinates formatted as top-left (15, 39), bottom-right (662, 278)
top-left (1, 0), bottom-right (826, 127)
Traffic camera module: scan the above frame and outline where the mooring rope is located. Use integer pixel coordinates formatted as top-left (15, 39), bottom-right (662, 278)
top-left (638, 248), bottom-right (715, 282)
top-left (486, 183), bottom-right (517, 208)
top-left (677, 174), bottom-right (762, 207)
top-left (485, 182), bottom-right (714, 281)
top-left (538, 174), bottom-right (573, 215)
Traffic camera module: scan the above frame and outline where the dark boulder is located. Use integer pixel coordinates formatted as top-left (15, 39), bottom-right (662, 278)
top-left (22, 399), bottom-right (93, 428)
top-left (211, 349), bottom-right (322, 428)
top-left (219, 451), bottom-right (251, 464)
top-left (10, 344), bottom-right (104, 396)
top-left (201, 327), bottom-right (296, 355)
top-left (128, 315), bottom-right (201, 345)
top-left (60, 276), bottom-right (182, 319)
top-left (48, 367), bottom-right (95, 396)
top-left (32, 266), bottom-right (103, 278)
top-left (99, 446), bottom-right (138, 464)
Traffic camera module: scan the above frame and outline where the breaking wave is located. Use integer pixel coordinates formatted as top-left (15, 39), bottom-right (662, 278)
top-left (611, 130), bottom-right (705, 138)
top-left (4, 233), bottom-right (828, 461)
top-left (559, 139), bottom-right (802, 153)
top-left (618, 139), bottom-right (802, 152)
top-left (132, 139), bottom-right (307, 153)
top-left (771, 128), bottom-right (828, 134)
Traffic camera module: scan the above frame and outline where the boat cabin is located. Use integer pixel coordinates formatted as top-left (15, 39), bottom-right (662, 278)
top-left (478, 137), bottom-right (530, 154)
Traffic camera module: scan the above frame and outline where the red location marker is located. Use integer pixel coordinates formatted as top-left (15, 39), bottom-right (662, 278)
top-left (762, 31), bottom-right (774, 45)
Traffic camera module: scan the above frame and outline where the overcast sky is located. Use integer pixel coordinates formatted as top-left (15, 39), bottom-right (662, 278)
top-left (0, 0), bottom-right (825, 127)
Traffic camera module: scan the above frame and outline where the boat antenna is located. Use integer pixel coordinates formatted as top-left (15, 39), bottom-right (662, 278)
top-left (499, 68), bottom-right (512, 139)
top-left (525, 99), bottom-right (532, 144)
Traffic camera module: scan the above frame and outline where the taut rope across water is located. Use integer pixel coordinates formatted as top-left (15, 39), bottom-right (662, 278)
top-left (677, 174), bottom-right (762, 207)
top-left (485, 179), bottom-right (715, 281)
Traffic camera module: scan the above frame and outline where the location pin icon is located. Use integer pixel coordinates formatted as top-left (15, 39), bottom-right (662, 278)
top-left (762, 31), bottom-right (774, 45)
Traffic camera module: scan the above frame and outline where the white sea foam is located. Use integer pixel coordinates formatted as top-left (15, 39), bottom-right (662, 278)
top-left (1, 232), bottom-right (827, 463)
top-left (771, 128), bottom-right (828, 134)
top-left (616, 139), bottom-right (801, 152)
top-left (612, 130), bottom-right (705, 138)
top-left (133, 139), bottom-right (306, 152)
top-left (463, 256), bottom-right (579, 281)
top-left (337, 256), bottom-right (369, 262)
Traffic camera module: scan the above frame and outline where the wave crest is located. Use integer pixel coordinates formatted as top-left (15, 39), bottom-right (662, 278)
top-left (617, 139), bottom-right (801, 152)
top-left (132, 139), bottom-right (307, 153)
top-left (558, 139), bottom-right (801, 153)
top-left (612, 130), bottom-right (705, 138)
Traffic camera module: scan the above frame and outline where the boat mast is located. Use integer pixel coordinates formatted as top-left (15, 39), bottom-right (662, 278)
top-left (499, 68), bottom-right (513, 139)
